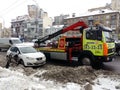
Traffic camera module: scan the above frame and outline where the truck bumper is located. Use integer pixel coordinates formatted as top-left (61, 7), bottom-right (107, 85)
top-left (96, 54), bottom-right (115, 62)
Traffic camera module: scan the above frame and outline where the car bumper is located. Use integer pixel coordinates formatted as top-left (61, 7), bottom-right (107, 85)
top-left (26, 61), bottom-right (46, 66)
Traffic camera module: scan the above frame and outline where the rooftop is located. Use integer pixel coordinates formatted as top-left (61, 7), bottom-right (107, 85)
top-left (65, 9), bottom-right (119, 19)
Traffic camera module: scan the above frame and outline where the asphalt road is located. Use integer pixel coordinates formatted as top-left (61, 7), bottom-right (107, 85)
top-left (103, 56), bottom-right (120, 73)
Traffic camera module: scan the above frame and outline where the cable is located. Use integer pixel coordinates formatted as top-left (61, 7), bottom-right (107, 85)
top-left (0, 0), bottom-right (21, 15)
top-left (0, 0), bottom-right (19, 13)
top-left (0, 0), bottom-right (29, 16)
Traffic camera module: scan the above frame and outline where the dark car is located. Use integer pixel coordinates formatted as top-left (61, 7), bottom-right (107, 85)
top-left (115, 40), bottom-right (120, 56)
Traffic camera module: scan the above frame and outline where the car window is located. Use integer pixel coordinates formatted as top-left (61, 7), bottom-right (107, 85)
top-left (10, 47), bottom-right (15, 52)
top-left (10, 47), bottom-right (19, 53)
top-left (12, 39), bottom-right (22, 44)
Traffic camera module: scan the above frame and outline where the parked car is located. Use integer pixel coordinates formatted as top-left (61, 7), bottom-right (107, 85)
top-left (115, 40), bottom-right (120, 56)
top-left (0, 37), bottom-right (22, 51)
top-left (6, 44), bottom-right (46, 66)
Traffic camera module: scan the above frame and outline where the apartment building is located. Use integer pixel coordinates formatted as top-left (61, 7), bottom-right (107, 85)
top-left (111, 0), bottom-right (120, 11)
top-left (64, 10), bottom-right (120, 38)
top-left (53, 14), bottom-right (69, 25)
top-left (11, 5), bottom-right (52, 41)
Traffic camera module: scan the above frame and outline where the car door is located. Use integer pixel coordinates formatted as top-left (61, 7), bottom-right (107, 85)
top-left (9, 47), bottom-right (20, 60)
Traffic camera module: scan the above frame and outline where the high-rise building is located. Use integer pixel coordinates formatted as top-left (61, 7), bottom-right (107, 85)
top-left (53, 14), bottom-right (69, 25)
top-left (28, 5), bottom-right (37, 18)
top-left (28, 5), bottom-right (48, 19)
top-left (111, 0), bottom-right (120, 11)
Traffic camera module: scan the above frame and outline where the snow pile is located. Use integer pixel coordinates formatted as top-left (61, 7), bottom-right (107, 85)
top-left (0, 66), bottom-right (120, 90)
top-left (0, 67), bottom-right (81, 90)
top-left (93, 75), bottom-right (120, 90)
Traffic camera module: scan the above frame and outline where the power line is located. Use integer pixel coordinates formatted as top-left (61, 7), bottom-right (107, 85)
top-left (0, 0), bottom-right (19, 13)
top-left (0, 0), bottom-right (28, 16)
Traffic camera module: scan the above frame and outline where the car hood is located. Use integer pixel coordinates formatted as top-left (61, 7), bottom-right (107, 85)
top-left (22, 52), bottom-right (45, 58)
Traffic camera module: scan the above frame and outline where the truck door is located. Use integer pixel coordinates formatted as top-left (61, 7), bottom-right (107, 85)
top-left (83, 29), bottom-right (103, 56)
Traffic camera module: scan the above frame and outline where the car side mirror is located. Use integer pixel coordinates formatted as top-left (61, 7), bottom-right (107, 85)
top-left (16, 51), bottom-right (20, 55)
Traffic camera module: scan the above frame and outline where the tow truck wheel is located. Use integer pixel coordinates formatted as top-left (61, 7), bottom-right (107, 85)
top-left (78, 55), bottom-right (92, 66)
top-left (81, 57), bottom-right (91, 66)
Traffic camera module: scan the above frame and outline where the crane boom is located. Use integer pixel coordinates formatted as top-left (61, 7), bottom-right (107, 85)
top-left (36, 21), bottom-right (88, 44)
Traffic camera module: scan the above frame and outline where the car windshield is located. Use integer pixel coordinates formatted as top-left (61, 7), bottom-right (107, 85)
top-left (12, 39), bottom-right (22, 44)
top-left (103, 31), bottom-right (114, 42)
top-left (19, 46), bottom-right (37, 53)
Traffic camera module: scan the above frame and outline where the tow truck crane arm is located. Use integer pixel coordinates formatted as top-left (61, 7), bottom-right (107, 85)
top-left (36, 21), bottom-right (88, 44)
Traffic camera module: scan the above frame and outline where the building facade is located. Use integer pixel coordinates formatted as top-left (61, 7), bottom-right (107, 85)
top-left (28, 5), bottom-right (46, 19)
top-left (11, 5), bottom-right (52, 41)
top-left (111, 0), bottom-right (120, 11)
top-left (53, 14), bottom-right (69, 25)
top-left (64, 10), bottom-right (120, 38)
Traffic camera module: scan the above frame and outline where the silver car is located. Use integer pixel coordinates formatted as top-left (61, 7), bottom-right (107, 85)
top-left (6, 44), bottom-right (46, 66)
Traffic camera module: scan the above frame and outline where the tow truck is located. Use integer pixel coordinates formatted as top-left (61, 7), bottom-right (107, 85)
top-left (34, 20), bottom-right (115, 69)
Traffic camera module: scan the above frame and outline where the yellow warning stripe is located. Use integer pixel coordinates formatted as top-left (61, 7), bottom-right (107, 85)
top-left (36, 48), bottom-right (65, 52)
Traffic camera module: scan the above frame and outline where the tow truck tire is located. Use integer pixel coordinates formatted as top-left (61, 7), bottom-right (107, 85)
top-left (78, 54), bottom-right (93, 66)
top-left (79, 56), bottom-right (91, 66)
top-left (78, 53), bottom-right (102, 69)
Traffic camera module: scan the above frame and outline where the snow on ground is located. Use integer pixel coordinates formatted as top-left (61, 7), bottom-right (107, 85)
top-left (0, 67), bottom-right (81, 90)
top-left (0, 67), bottom-right (120, 90)
top-left (93, 75), bottom-right (120, 90)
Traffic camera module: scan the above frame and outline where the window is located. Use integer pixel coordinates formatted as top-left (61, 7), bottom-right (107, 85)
top-left (111, 14), bottom-right (116, 20)
top-left (86, 29), bottom-right (102, 41)
top-left (10, 47), bottom-right (19, 52)
top-left (106, 21), bottom-right (109, 25)
top-left (39, 24), bottom-right (43, 27)
top-left (111, 20), bottom-right (116, 25)
top-left (106, 15), bottom-right (110, 19)
top-left (86, 30), bottom-right (97, 40)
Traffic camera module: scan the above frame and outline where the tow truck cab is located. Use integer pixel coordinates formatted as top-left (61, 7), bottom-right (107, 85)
top-left (83, 25), bottom-right (115, 62)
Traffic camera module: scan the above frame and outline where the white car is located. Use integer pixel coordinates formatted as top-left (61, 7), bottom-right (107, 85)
top-left (6, 44), bottom-right (46, 66)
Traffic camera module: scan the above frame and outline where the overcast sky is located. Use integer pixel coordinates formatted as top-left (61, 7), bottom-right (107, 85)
top-left (0, 0), bottom-right (111, 27)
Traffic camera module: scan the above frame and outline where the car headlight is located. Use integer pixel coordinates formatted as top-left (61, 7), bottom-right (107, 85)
top-left (26, 57), bottom-right (35, 60)
top-left (42, 56), bottom-right (46, 60)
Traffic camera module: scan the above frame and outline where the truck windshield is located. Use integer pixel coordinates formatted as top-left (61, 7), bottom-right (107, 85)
top-left (103, 31), bottom-right (114, 42)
